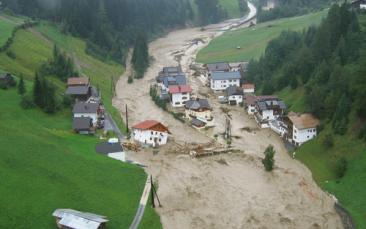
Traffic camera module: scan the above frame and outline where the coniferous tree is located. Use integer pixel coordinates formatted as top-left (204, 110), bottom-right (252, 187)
top-left (132, 33), bottom-right (149, 79)
top-left (18, 75), bottom-right (26, 95)
top-left (33, 72), bottom-right (43, 107)
top-left (262, 145), bottom-right (276, 172)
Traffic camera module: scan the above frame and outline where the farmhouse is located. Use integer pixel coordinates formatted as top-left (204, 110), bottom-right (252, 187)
top-left (185, 98), bottom-right (213, 126)
top-left (53, 209), bottom-right (108, 229)
top-left (66, 85), bottom-right (91, 101)
top-left (162, 74), bottom-right (187, 91)
top-left (67, 77), bottom-right (90, 87)
top-left (210, 71), bottom-right (241, 91)
top-left (132, 120), bottom-right (170, 147)
top-left (226, 86), bottom-right (244, 105)
top-left (206, 62), bottom-right (230, 73)
top-left (72, 117), bottom-right (94, 134)
top-left (254, 97), bottom-right (287, 128)
top-left (286, 112), bottom-right (320, 146)
top-left (0, 73), bottom-right (15, 88)
top-left (72, 102), bottom-right (101, 125)
top-left (242, 83), bottom-right (255, 94)
top-left (169, 85), bottom-right (192, 107)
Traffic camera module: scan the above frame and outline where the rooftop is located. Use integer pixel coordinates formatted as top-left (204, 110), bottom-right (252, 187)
top-left (242, 83), bottom-right (255, 90)
top-left (96, 142), bottom-right (123, 154)
top-left (288, 112), bottom-right (320, 130)
top-left (53, 209), bottom-right (108, 229)
top-left (163, 74), bottom-right (187, 88)
top-left (169, 85), bottom-right (192, 94)
top-left (162, 66), bottom-right (182, 74)
top-left (211, 71), bottom-right (241, 81)
top-left (206, 62), bottom-right (230, 72)
top-left (66, 86), bottom-right (90, 95)
top-left (73, 117), bottom-right (92, 130)
top-left (185, 98), bottom-right (211, 110)
top-left (244, 95), bottom-right (278, 106)
top-left (67, 77), bottom-right (90, 86)
top-left (256, 98), bottom-right (286, 111)
top-left (132, 120), bottom-right (170, 133)
top-left (226, 86), bottom-right (244, 96)
top-left (73, 102), bottom-right (99, 114)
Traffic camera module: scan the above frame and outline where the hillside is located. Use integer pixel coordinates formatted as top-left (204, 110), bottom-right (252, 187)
top-left (0, 19), bottom-right (125, 130)
top-left (196, 9), bottom-right (327, 63)
top-left (0, 87), bottom-right (161, 228)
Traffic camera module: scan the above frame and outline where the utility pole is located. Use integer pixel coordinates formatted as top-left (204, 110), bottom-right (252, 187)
top-left (125, 104), bottom-right (129, 134)
top-left (150, 176), bottom-right (161, 208)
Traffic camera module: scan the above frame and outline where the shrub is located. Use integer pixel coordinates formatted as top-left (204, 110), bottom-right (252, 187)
top-left (335, 157), bottom-right (348, 179)
top-left (62, 95), bottom-right (73, 108)
top-left (323, 134), bottom-right (334, 149)
top-left (6, 50), bottom-right (16, 59)
top-left (20, 95), bottom-right (35, 109)
top-left (262, 145), bottom-right (276, 172)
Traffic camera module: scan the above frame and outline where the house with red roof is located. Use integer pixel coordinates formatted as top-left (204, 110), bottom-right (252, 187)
top-left (169, 85), bottom-right (192, 107)
top-left (132, 120), bottom-right (170, 147)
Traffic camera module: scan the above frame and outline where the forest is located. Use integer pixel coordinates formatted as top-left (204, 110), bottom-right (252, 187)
top-left (0, 0), bottom-right (236, 63)
top-left (256, 0), bottom-right (331, 22)
top-left (247, 3), bottom-right (366, 139)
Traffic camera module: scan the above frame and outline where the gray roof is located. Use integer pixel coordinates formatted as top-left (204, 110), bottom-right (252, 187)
top-left (211, 71), bottom-right (241, 81)
top-left (207, 62), bottom-right (230, 72)
top-left (53, 209), bottom-right (108, 229)
top-left (256, 98), bottom-right (287, 111)
top-left (96, 142), bottom-right (123, 154)
top-left (66, 86), bottom-right (90, 95)
top-left (226, 86), bottom-right (244, 96)
top-left (192, 118), bottom-right (206, 127)
top-left (73, 102), bottom-right (99, 114)
top-left (73, 117), bottom-right (92, 130)
top-left (185, 99), bottom-right (211, 110)
top-left (163, 66), bottom-right (181, 74)
top-left (163, 74), bottom-right (186, 88)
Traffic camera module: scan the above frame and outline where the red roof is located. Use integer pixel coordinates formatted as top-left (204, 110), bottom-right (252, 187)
top-left (168, 85), bottom-right (192, 94)
top-left (132, 120), bottom-right (170, 133)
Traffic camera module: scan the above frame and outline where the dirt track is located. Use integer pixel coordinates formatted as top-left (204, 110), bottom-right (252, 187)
top-left (113, 4), bottom-right (342, 229)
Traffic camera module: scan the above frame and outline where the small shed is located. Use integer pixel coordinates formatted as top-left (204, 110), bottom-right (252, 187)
top-left (73, 117), bottom-right (94, 134)
top-left (96, 142), bottom-right (125, 162)
top-left (52, 209), bottom-right (108, 229)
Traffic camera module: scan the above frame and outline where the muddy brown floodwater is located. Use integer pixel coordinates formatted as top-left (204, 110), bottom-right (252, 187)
top-left (113, 4), bottom-right (343, 229)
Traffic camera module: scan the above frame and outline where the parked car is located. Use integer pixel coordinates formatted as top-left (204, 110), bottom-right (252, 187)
top-left (218, 96), bottom-right (228, 104)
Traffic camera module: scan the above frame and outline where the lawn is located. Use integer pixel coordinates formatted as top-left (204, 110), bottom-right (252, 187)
top-left (197, 9), bottom-right (328, 63)
top-left (277, 86), bottom-right (308, 113)
top-left (0, 14), bottom-right (24, 47)
top-left (0, 87), bottom-right (161, 229)
top-left (219, 0), bottom-right (244, 18)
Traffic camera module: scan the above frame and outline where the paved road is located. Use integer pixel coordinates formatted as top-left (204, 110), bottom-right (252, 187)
top-left (129, 175), bottom-right (152, 229)
top-left (104, 112), bottom-right (124, 141)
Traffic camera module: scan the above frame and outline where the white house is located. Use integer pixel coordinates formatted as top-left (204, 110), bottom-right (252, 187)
top-left (72, 102), bottom-right (100, 125)
top-left (210, 71), bottom-right (241, 91)
top-left (185, 98), bottom-right (214, 127)
top-left (226, 86), bottom-right (244, 105)
top-left (287, 113), bottom-right (319, 146)
top-left (132, 120), bottom-right (170, 147)
top-left (244, 95), bottom-right (277, 115)
top-left (254, 97), bottom-right (287, 128)
top-left (169, 85), bottom-right (192, 107)
top-left (242, 83), bottom-right (255, 94)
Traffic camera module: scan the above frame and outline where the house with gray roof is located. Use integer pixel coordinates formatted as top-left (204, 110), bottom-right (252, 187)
top-left (73, 102), bottom-right (100, 125)
top-left (206, 62), bottom-right (230, 72)
top-left (254, 97), bottom-right (287, 128)
top-left (72, 117), bottom-right (94, 134)
top-left (162, 74), bottom-right (187, 90)
top-left (226, 86), bottom-right (244, 105)
top-left (210, 71), bottom-right (241, 91)
top-left (52, 209), bottom-right (108, 229)
top-left (185, 98), bottom-right (214, 127)
top-left (65, 85), bottom-right (91, 101)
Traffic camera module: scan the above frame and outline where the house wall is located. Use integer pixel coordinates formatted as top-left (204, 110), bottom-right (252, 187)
top-left (243, 88), bottom-right (255, 94)
top-left (246, 105), bottom-right (256, 115)
top-left (132, 129), bottom-right (168, 147)
top-left (210, 79), bottom-right (240, 91)
top-left (228, 95), bottom-right (243, 105)
top-left (74, 113), bottom-right (98, 125)
top-left (171, 92), bottom-right (190, 107)
top-left (261, 109), bottom-right (275, 121)
top-left (292, 126), bottom-right (317, 146)
top-left (185, 109), bottom-right (214, 126)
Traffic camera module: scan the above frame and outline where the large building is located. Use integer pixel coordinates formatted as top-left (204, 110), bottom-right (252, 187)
top-left (286, 112), bottom-right (319, 146)
top-left (254, 97), bottom-right (287, 128)
top-left (226, 86), bottom-right (244, 105)
top-left (132, 120), bottom-right (170, 147)
top-left (210, 71), bottom-right (241, 91)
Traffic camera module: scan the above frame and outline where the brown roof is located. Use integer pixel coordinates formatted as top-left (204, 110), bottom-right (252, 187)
top-left (288, 113), bottom-right (319, 130)
top-left (67, 77), bottom-right (90, 86)
top-left (244, 95), bottom-right (277, 106)
top-left (242, 83), bottom-right (255, 90)
top-left (132, 120), bottom-right (170, 133)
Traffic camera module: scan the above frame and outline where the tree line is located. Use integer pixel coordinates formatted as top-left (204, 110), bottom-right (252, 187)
top-left (255, 0), bottom-right (331, 22)
top-left (247, 4), bottom-right (366, 139)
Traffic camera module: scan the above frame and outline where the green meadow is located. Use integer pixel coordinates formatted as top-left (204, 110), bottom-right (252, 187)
top-left (197, 10), bottom-right (328, 63)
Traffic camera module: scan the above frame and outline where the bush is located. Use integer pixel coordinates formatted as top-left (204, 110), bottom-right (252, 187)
top-left (262, 145), bottom-right (276, 171)
top-left (128, 76), bottom-right (133, 84)
top-left (323, 134), bottom-right (334, 149)
top-left (62, 95), bottom-right (73, 108)
top-left (6, 50), bottom-right (16, 59)
top-left (335, 157), bottom-right (347, 179)
top-left (20, 95), bottom-right (35, 109)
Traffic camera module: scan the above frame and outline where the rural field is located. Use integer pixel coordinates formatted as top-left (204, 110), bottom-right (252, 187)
top-left (196, 9), bottom-right (328, 63)
top-left (0, 87), bottom-right (161, 229)
top-left (0, 14), bottom-right (24, 47)
top-left (0, 21), bottom-right (125, 130)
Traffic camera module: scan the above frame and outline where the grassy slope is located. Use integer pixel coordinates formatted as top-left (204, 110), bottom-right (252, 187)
top-left (219, 0), bottom-right (242, 18)
top-left (0, 14), bottom-right (24, 46)
top-left (197, 10), bottom-right (327, 63)
top-left (0, 22), bottom-right (126, 131)
top-left (0, 87), bottom-right (161, 228)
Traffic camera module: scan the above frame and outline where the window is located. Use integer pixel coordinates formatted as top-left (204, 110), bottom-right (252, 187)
top-left (182, 96), bottom-right (188, 100)
top-left (150, 137), bottom-right (152, 140)
top-left (175, 102), bottom-right (180, 105)
top-left (151, 131), bottom-right (153, 135)
top-left (159, 139), bottom-right (162, 142)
